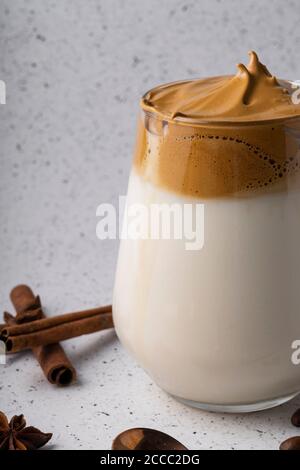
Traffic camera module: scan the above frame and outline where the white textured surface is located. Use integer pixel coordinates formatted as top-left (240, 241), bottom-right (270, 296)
top-left (1, 0), bottom-right (300, 450)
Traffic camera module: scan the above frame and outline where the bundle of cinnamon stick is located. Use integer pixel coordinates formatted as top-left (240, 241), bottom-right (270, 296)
top-left (0, 285), bottom-right (114, 386)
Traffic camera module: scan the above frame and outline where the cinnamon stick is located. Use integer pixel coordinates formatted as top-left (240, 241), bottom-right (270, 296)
top-left (3, 285), bottom-right (77, 386)
top-left (1, 305), bottom-right (113, 338)
top-left (2, 312), bottom-right (114, 353)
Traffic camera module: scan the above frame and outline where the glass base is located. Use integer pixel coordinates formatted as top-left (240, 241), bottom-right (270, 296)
top-left (171, 391), bottom-right (299, 413)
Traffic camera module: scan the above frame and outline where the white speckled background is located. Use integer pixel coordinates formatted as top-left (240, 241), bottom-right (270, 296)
top-left (1, 0), bottom-right (300, 450)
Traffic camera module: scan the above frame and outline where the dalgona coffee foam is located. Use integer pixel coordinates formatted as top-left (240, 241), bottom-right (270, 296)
top-left (134, 52), bottom-right (300, 198)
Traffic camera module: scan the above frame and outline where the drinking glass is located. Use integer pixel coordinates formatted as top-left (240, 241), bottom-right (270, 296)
top-left (113, 96), bottom-right (300, 412)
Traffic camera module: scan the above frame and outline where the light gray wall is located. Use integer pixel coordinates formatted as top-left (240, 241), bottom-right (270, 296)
top-left (0, 0), bottom-right (299, 309)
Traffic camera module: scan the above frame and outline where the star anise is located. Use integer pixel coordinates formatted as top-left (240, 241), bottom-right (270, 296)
top-left (0, 411), bottom-right (52, 450)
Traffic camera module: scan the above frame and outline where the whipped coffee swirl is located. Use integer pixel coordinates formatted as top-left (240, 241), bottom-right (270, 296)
top-left (142, 51), bottom-right (300, 124)
top-left (135, 52), bottom-right (300, 198)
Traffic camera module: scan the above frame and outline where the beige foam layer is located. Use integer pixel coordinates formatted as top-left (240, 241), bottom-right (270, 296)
top-left (142, 52), bottom-right (300, 124)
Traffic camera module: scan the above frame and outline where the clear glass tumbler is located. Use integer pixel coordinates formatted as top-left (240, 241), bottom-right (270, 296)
top-left (113, 100), bottom-right (300, 412)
